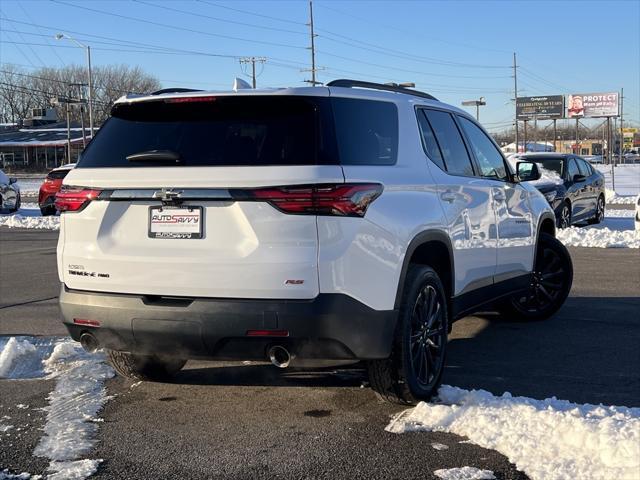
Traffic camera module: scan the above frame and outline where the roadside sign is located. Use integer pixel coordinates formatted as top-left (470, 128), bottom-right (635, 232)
top-left (516, 95), bottom-right (564, 119)
top-left (567, 92), bottom-right (619, 118)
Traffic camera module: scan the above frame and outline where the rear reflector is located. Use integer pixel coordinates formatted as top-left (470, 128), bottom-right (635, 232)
top-left (55, 187), bottom-right (102, 212)
top-left (73, 318), bottom-right (101, 327)
top-left (234, 183), bottom-right (383, 217)
top-left (246, 330), bottom-right (289, 337)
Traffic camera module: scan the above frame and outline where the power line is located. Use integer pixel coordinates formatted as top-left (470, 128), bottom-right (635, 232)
top-left (50, 0), bottom-right (307, 51)
top-left (316, 3), bottom-right (512, 55)
top-left (16, 2), bottom-right (66, 67)
top-left (197, 0), bottom-right (307, 26)
top-left (134, 0), bottom-right (307, 36)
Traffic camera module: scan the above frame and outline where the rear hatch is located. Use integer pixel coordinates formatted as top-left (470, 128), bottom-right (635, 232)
top-left (59, 92), bottom-right (344, 299)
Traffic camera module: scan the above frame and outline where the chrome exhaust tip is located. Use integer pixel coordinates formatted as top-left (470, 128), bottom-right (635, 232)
top-left (79, 332), bottom-right (99, 353)
top-left (268, 345), bottom-right (291, 369)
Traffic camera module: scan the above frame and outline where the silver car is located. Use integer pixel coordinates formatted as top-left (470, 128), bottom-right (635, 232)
top-left (0, 169), bottom-right (21, 213)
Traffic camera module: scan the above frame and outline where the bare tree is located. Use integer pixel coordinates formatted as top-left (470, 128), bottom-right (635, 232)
top-left (0, 64), bottom-right (161, 124)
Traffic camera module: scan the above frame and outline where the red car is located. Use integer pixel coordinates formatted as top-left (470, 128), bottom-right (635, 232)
top-left (39, 164), bottom-right (75, 215)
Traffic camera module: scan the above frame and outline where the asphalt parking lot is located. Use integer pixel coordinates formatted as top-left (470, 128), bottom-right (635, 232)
top-left (1, 228), bottom-right (639, 479)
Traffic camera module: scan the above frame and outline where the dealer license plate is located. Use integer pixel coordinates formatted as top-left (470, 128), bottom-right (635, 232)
top-left (148, 206), bottom-right (203, 239)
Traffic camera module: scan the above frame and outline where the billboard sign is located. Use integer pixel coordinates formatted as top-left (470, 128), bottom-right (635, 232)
top-left (516, 95), bottom-right (564, 120)
top-left (567, 92), bottom-right (619, 118)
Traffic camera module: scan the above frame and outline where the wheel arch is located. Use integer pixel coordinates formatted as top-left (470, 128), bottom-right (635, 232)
top-left (394, 230), bottom-right (454, 310)
top-left (533, 211), bottom-right (557, 267)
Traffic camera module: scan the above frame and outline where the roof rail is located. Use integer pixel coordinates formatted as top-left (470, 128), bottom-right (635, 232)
top-left (151, 88), bottom-right (203, 95)
top-left (327, 79), bottom-right (438, 101)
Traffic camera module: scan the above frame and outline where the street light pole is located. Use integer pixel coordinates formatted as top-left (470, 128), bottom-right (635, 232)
top-left (461, 97), bottom-right (486, 122)
top-left (56, 33), bottom-right (94, 138)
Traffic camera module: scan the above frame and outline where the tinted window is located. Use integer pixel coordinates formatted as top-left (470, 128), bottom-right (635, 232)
top-left (522, 156), bottom-right (564, 178)
top-left (331, 98), bottom-right (398, 165)
top-left (458, 116), bottom-right (508, 180)
top-left (567, 159), bottom-right (580, 179)
top-left (416, 109), bottom-right (445, 170)
top-left (78, 96), bottom-right (335, 168)
top-left (423, 110), bottom-right (474, 176)
top-left (47, 169), bottom-right (71, 180)
top-left (576, 158), bottom-right (591, 176)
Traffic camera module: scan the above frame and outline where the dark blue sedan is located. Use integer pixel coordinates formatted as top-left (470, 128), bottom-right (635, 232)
top-left (511, 153), bottom-right (606, 228)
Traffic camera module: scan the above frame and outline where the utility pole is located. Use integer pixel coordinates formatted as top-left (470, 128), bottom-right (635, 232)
top-left (239, 57), bottom-right (267, 88)
top-left (619, 88), bottom-right (624, 164)
top-left (302, 0), bottom-right (322, 85)
top-left (513, 52), bottom-right (519, 152)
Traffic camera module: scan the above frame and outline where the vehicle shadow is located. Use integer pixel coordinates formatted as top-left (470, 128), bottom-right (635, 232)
top-left (175, 362), bottom-right (367, 389)
top-left (445, 296), bottom-right (640, 406)
top-left (173, 296), bottom-right (639, 406)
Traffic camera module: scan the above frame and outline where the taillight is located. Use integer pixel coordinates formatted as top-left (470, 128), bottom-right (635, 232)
top-left (233, 183), bottom-right (383, 217)
top-left (55, 187), bottom-right (102, 212)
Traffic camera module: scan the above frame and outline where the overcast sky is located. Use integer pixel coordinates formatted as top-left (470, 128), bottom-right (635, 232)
top-left (1, 0), bottom-right (638, 130)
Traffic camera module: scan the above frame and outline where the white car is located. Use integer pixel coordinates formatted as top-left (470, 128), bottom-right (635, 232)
top-left (56, 80), bottom-right (573, 404)
top-left (0, 169), bottom-right (20, 212)
top-left (635, 195), bottom-right (640, 231)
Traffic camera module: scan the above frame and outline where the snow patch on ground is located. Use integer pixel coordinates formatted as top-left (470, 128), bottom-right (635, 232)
top-left (0, 423), bottom-right (14, 432)
top-left (433, 467), bottom-right (495, 480)
top-left (46, 460), bottom-right (102, 480)
top-left (557, 226), bottom-right (639, 248)
top-left (0, 336), bottom-right (114, 480)
top-left (431, 442), bottom-right (449, 450)
top-left (556, 216), bottom-right (639, 248)
top-left (0, 470), bottom-right (39, 480)
top-left (387, 385), bottom-right (640, 480)
top-left (607, 209), bottom-right (635, 218)
top-left (605, 189), bottom-right (637, 205)
top-left (0, 203), bottom-right (59, 230)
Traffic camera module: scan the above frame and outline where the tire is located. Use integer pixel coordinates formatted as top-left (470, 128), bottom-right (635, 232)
top-left (500, 233), bottom-right (573, 321)
top-left (10, 193), bottom-right (20, 213)
top-left (587, 195), bottom-right (605, 225)
top-left (40, 205), bottom-right (56, 216)
top-left (558, 201), bottom-right (572, 229)
top-left (367, 265), bottom-right (448, 405)
top-left (107, 349), bottom-right (186, 381)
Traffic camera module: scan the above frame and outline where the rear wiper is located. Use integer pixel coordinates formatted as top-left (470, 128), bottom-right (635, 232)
top-left (126, 150), bottom-right (183, 165)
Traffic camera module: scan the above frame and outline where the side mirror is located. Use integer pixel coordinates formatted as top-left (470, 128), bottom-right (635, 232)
top-left (516, 161), bottom-right (541, 182)
top-left (573, 174), bottom-right (586, 182)
top-left (9, 177), bottom-right (17, 185)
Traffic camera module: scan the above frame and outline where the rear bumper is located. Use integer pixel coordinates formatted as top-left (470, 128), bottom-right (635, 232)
top-left (59, 286), bottom-right (398, 361)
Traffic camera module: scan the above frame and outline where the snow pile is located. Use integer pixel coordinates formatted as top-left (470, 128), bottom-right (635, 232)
top-left (46, 460), bottom-right (102, 480)
top-left (387, 385), bottom-right (640, 480)
top-left (0, 337), bottom-right (114, 480)
top-left (0, 337), bottom-right (37, 378)
top-left (0, 213), bottom-right (59, 230)
top-left (0, 470), bottom-right (37, 480)
top-left (434, 467), bottom-right (495, 480)
top-left (0, 337), bottom-right (59, 379)
top-left (557, 226), bottom-right (639, 248)
top-left (605, 189), bottom-right (637, 205)
top-left (34, 341), bottom-right (114, 478)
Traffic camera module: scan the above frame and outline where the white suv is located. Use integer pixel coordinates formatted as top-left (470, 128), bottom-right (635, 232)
top-left (56, 80), bottom-right (572, 404)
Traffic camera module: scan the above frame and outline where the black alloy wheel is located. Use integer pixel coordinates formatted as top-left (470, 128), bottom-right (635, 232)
top-left (588, 196), bottom-right (605, 225)
top-left (408, 284), bottom-right (447, 390)
top-left (502, 233), bottom-right (573, 321)
top-left (367, 266), bottom-right (448, 404)
top-left (558, 203), bottom-right (571, 229)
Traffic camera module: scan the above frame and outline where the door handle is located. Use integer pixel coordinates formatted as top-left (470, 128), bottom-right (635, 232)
top-left (440, 191), bottom-right (456, 203)
top-left (492, 189), bottom-right (506, 202)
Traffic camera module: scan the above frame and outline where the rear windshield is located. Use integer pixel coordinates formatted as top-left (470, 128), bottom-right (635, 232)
top-left (47, 169), bottom-right (71, 180)
top-left (77, 96), bottom-right (398, 168)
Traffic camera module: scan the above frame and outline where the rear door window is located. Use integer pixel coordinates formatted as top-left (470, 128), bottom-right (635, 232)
top-left (77, 96), bottom-right (336, 168)
top-left (416, 109), bottom-right (445, 171)
top-left (423, 109), bottom-right (474, 176)
top-left (331, 98), bottom-right (398, 165)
